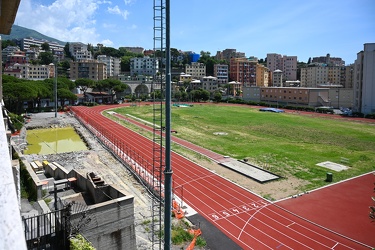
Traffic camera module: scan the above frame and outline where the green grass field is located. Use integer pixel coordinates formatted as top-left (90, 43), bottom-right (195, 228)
top-left (112, 104), bottom-right (375, 190)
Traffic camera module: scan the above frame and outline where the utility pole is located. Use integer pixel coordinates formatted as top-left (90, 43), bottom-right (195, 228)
top-left (54, 62), bottom-right (58, 118)
top-left (164, 0), bottom-right (173, 248)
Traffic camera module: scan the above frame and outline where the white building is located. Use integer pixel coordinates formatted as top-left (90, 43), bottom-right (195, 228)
top-left (272, 69), bottom-right (283, 87)
top-left (354, 43), bottom-right (375, 114)
top-left (213, 64), bottom-right (228, 85)
top-left (130, 57), bottom-right (158, 76)
top-left (69, 42), bottom-right (93, 61)
top-left (18, 37), bottom-right (64, 51)
top-left (97, 55), bottom-right (121, 77)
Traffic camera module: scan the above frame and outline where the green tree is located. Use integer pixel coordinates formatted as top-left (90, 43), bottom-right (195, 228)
top-left (39, 52), bottom-right (54, 65)
top-left (58, 88), bottom-right (77, 107)
top-left (213, 91), bottom-right (222, 103)
top-left (96, 79), bottom-right (127, 103)
top-left (75, 78), bottom-right (95, 102)
top-left (41, 42), bottom-right (50, 51)
top-left (1, 40), bottom-right (17, 49)
top-left (198, 51), bottom-right (219, 76)
top-left (64, 42), bottom-right (73, 59)
top-left (3, 81), bottom-right (37, 114)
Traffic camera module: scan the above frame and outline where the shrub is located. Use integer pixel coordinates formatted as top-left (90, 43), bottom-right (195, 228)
top-left (70, 234), bottom-right (95, 250)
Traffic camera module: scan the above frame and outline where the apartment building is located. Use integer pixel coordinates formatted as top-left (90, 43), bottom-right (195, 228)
top-left (341, 65), bottom-right (354, 88)
top-left (229, 57), bottom-right (257, 87)
top-left (5, 51), bottom-right (27, 67)
top-left (267, 53), bottom-right (297, 81)
top-left (353, 43), bottom-right (375, 114)
top-left (300, 66), bottom-right (329, 87)
top-left (213, 64), bottom-right (229, 85)
top-left (16, 37), bottom-right (64, 51)
top-left (69, 60), bottom-right (107, 80)
top-left (201, 76), bottom-right (218, 92)
top-left (130, 56), bottom-right (158, 76)
top-left (256, 64), bottom-right (270, 87)
top-left (215, 49), bottom-right (246, 62)
top-left (69, 42), bottom-right (93, 61)
top-left (2, 45), bottom-right (20, 62)
top-left (272, 69), bottom-right (283, 87)
top-left (97, 55), bottom-right (121, 77)
top-left (185, 62), bottom-right (206, 79)
top-left (312, 53), bottom-right (345, 66)
top-left (4, 63), bottom-right (54, 80)
top-left (301, 65), bottom-right (350, 88)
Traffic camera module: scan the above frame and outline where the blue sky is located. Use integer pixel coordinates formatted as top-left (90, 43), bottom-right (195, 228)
top-left (14, 0), bottom-right (375, 64)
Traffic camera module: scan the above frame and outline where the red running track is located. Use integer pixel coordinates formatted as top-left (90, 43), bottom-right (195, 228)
top-left (70, 105), bottom-right (371, 249)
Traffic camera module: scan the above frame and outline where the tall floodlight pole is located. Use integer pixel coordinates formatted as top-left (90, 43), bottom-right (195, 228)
top-left (54, 62), bottom-right (57, 118)
top-left (164, 0), bottom-right (172, 248)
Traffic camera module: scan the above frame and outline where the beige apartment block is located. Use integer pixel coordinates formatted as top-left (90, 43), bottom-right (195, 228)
top-left (69, 60), bottom-right (107, 81)
top-left (256, 64), bottom-right (270, 87)
top-left (185, 62), bottom-right (206, 79)
top-left (4, 63), bottom-right (54, 80)
top-left (300, 66), bottom-right (329, 87)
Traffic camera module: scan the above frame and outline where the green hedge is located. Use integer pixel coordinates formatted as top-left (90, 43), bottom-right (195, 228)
top-left (20, 160), bottom-right (37, 201)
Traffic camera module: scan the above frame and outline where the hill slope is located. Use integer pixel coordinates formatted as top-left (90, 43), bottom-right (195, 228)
top-left (2, 25), bottom-right (66, 45)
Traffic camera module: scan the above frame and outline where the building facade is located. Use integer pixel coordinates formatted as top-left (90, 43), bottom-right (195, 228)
top-left (17, 37), bottom-right (64, 51)
top-left (256, 64), bottom-right (270, 87)
top-left (69, 60), bottom-right (107, 80)
top-left (267, 53), bottom-right (297, 81)
top-left (185, 62), bottom-right (206, 79)
top-left (201, 76), bottom-right (218, 93)
top-left (312, 53), bottom-right (345, 66)
top-left (2, 45), bottom-right (20, 63)
top-left (97, 55), bottom-right (121, 77)
top-left (215, 49), bottom-right (246, 62)
top-left (4, 63), bottom-right (54, 80)
top-left (353, 43), bottom-right (375, 114)
top-left (213, 64), bottom-right (229, 86)
top-left (272, 69), bottom-right (283, 87)
top-left (229, 57), bottom-right (257, 87)
top-left (130, 57), bottom-right (158, 76)
top-left (260, 87), bottom-right (330, 107)
top-left (69, 42), bottom-right (93, 61)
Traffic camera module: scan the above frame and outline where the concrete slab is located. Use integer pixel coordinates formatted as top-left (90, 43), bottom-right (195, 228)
top-left (316, 161), bottom-right (349, 171)
top-left (220, 159), bottom-right (280, 183)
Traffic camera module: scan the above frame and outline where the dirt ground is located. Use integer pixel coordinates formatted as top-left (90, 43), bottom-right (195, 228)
top-left (17, 111), bottom-right (308, 249)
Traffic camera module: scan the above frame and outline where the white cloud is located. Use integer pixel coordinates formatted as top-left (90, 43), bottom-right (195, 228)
top-left (107, 5), bottom-right (130, 19)
top-left (14, 0), bottom-right (110, 44)
top-left (124, 0), bottom-right (136, 5)
top-left (100, 39), bottom-right (114, 46)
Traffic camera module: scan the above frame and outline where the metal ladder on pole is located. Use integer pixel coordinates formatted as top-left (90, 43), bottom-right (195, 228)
top-left (152, 0), bottom-right (166, 249)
